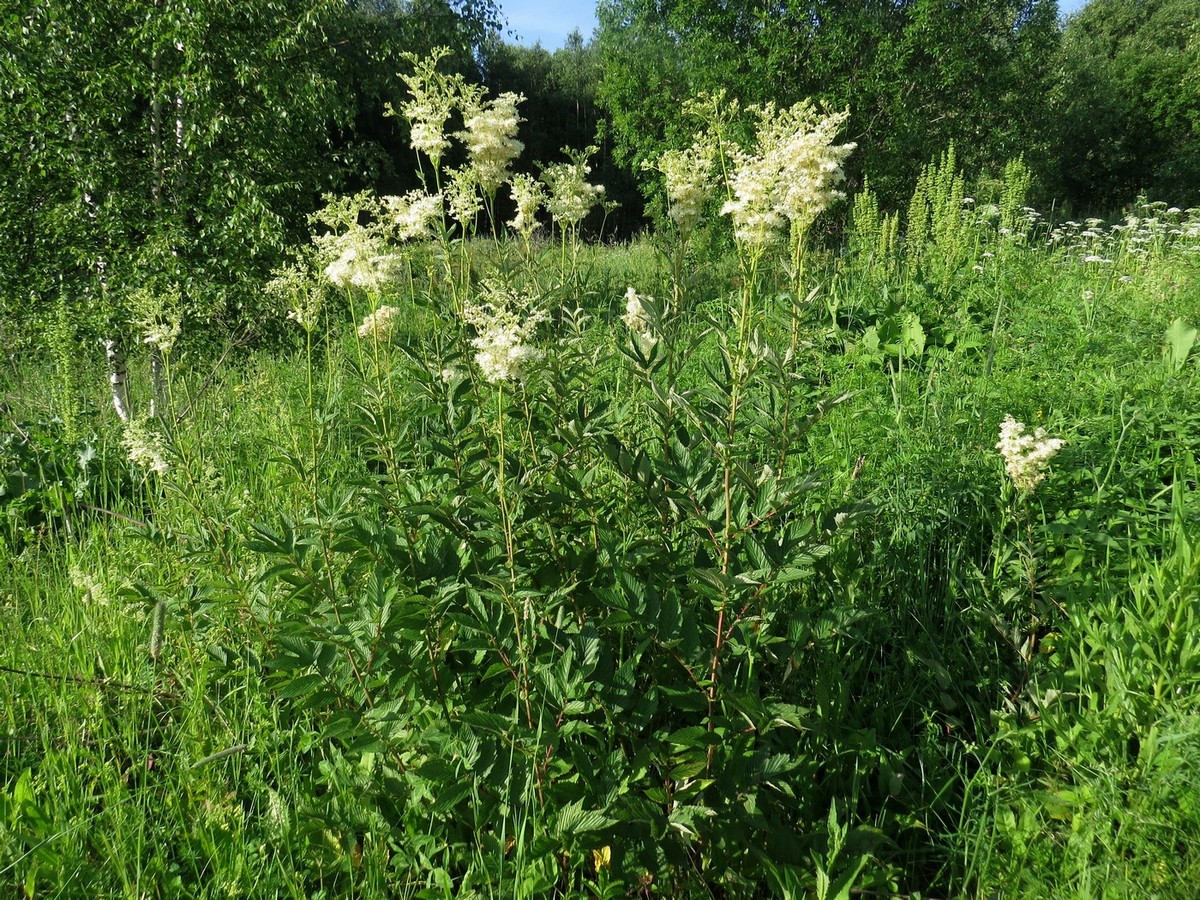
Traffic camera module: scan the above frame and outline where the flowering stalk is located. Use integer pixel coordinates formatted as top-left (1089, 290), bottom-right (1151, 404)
top-left (542, 147), bottom-right (605, 290)
top-left (391, 47), bottom-right (473, 187)
top-left (458, 90), bottom-right (525, 238)
top-left (508, 172), bottom-right (546, 277)
top-left (646, 140), bottom-right (715, 316)
top-left (463, 284), bottom-right (543, 584)
top-left (991, 415), bottom-right (1067, 675)
top-left (997, 415), bottom-right (1065, 494)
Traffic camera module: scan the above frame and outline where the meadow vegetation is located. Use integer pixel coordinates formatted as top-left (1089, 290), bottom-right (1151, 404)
top-left (4, 32), bottom-right (1200, 900)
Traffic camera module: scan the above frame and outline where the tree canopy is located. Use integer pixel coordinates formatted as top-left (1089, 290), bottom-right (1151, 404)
top-left (1052, 0), bottom-right (1200, 207)
top-left (594, 0), bottom-right (1062, 208)
top-left (0, 0), bottom-right (501, 340)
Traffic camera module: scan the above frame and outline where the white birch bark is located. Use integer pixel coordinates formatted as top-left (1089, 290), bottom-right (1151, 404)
top-left (104, 338), bottom-right (132, 422)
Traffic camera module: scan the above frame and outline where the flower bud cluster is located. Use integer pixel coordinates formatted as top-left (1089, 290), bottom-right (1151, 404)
top-left (996, 415), bottom-right (1065, 493)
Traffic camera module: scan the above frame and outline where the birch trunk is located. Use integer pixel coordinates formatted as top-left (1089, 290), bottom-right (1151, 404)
top-left (104, 338), bottom-right (132, 422)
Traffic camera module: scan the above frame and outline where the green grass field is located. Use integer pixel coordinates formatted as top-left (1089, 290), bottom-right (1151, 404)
top-left (4, 141), bottom-right (1200, 898)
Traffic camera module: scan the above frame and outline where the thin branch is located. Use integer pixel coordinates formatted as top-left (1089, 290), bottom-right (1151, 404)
top-left (0, 663), bottom-right (175, 699)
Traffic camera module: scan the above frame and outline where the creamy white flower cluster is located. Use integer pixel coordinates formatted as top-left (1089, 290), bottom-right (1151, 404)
top-left (386, 190), bottom-right (443, 241)
top-left (462, 285), bottom-right (545, 383)
top-left (357, 305), bottom-right (403, 341)
top-left (141, 314), bottom-right (181, 354)
top-left (458, 92), bottom-right (525, 195)
top-left (721, 102), bottom-right (855, 250)
top-left (722, 149), bottom-right (788, 250)
top-left (269, 263), bottom-right (324, 331)
top-left (543, 157), bottom-right (605, 229)
top-left (996, 415), bottom-right (1065, 493)
top-left (321, 237), bottom-right (403, 291)
top-left (621, 286), bottom-right (655, 341)
top-left (508, 173), bottom-right (546, 239)
top-left (654, 143), bottom-right (715, 234)
top-left (393, 47), bottom-right (472, 169)
top-left (444, 167), bottom-right (483, 228)
top-left (123, 419), bottom-right (169, 475)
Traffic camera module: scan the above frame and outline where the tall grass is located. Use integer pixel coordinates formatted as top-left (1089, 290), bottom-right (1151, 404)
top-left (3, 68), bottom-right (1200, 896)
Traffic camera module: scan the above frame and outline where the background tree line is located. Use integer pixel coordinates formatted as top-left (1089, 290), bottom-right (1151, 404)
top-left (2, 0), bottom-right (1197, 347)
top-left (590, 0), bottom-right (1199, 214)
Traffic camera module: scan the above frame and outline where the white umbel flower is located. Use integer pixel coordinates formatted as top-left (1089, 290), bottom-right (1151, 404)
top-left (721, 147), bottom-right (787, 249)
top-left (320, 229), bottom-right (402, 290)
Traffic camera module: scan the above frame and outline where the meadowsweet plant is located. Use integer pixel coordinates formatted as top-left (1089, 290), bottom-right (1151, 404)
top-left (386, 189), bottom-right (443, 242)
top-left (648, 140), bottom-right (715, 237)
top-left (507, 172), bottom-right (545, 242)
top-left (122, 417), bottom-right (169, 475)
top-left (718, 101), bottom-right (854, 269)
top-left (542, 146), bottom-right (606, 286)
top-left (128, 284), bottom-right (183, 419)
top-left (721, 142), bottom-right (788, 259)
top-left (769, 102), bottom-right (855, 259)
top-left (697, 96), bottom-right (855, 371)
top-left (140, 315), bottom-right (181, 356)
top-left (642, 132), bottom-right (718, 321)
top-left (310, 193), bottom-right (403, 292)
top-left (996, 414), bottom-right (1065, 494)
top-left (222, 67), bottom-right (880, 898)
top-left (320, 235), bottom-right (401, 291)
top-left (458, 90), bottom-right (525, 199)
top-left (390, 46), bottom-right (477, 179)
top-left (270, 262), bottom-right (325, 334)
top-left (356, 304), bottom-right (403, 342)
top-left (620, 286), bottom-right (655, 342)
top-left (985, 414), bottom-right (1069, 700)
top-left (442, 166), bottom-right (483, 233)
top-left (542, 147), bottom-right (605, 234)
top-left (462, 282), bottom-right (545, 384)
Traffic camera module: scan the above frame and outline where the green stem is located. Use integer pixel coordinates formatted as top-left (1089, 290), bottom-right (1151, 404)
top-left (496, 383), bottom-right (516, 586)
